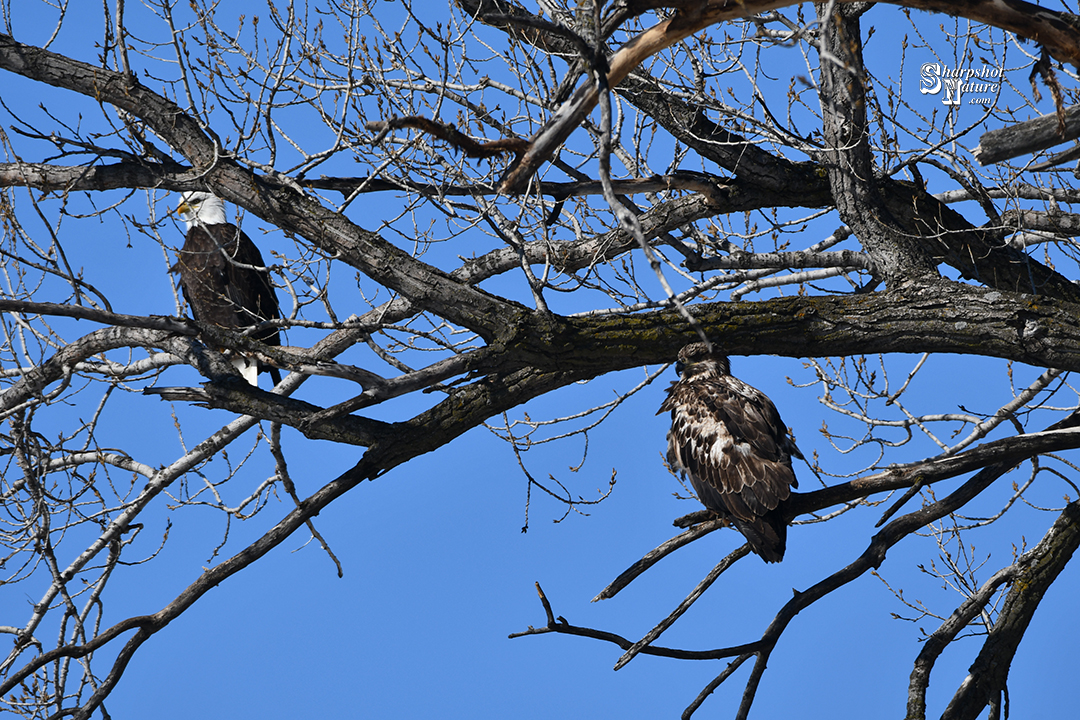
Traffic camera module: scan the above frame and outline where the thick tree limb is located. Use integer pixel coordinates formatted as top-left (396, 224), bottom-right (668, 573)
top-left (478, 0), bottom-right (1080, 194)
top-left (0, 160), bottom-right (188, 192)
top-left (0, 33), bottom-right (523, 343)
top-left (818, 4), bottom-right (940, 286)
top-left (553, 281), bottom-right (1080, 375)
top-left (999, 208), bottom-right (1080, 237)
top-left (139, 281), bottom-right (1080, 435)
top-left (974, 104), bottom-right (1080, 165)
top-left (461, 0), bottom-right (1080, 304)
top-left (10, 282), bottom-right (1080, 443)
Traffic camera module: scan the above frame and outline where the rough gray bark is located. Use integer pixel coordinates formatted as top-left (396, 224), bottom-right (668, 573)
top-left (459, 0), bottom-right (1080, 303)
top-left (975, 104), bottom-right (1080, 165)
top-left (0, 34), bottom-right (520, 342)
top-left (817, 4), bottom-right (940, 286)
top-left (481, 0), bottom-right (1080, 193)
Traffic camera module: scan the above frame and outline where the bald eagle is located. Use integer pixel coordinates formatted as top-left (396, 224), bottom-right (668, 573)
top-left (658, 342), bottom-right (801, 562)
top-left (174, 192), bottom-right (282, 385)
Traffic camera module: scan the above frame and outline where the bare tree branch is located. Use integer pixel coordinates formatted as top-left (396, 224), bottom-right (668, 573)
top-left (940, 500), bottom-right (1080, 720)
top-left (2, 3), bottom-right (1080, 717)
top-left (975, 103), bottom-right (1080, 165)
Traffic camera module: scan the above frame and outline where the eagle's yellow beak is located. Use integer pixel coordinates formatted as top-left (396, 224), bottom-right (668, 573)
top-left (175, 200), bottom-right (191, 216)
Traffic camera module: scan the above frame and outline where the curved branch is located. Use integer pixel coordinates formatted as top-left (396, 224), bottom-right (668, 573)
top-left (906, 566), bottom-right (1018, 720)
top-left (0, 326), bottom-right (209, 417)
top-left (0, 299), bottom-right (193, 333)
top-left (0, 33), bottom-right (524, 342)
top-left (722, 441), bottom-right (1031, 720)
top-left (460, 0), bottom-right (1080, 305)
top-left (487, 0), bottom-right (1080, 193)
top-left (940, 500), bottom-right (1080, 720)
top-left (509, 582), bottom-right (764, 661)
top-left (143, 383), bottom-right (390, 447)
top-left (521, 416), bottom-right (1080, 718)
top-left (789, 423), bottom-right (1080, 518)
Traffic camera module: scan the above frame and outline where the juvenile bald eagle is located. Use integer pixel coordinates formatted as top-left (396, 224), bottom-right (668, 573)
top-left (658, 342), bottom-right (801, 562)
top-left (174, 192), bottom-right (281, 385)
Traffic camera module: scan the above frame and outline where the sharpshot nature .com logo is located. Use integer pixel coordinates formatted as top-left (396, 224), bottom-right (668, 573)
top-left (920, 62), bottom-right (1003, 106)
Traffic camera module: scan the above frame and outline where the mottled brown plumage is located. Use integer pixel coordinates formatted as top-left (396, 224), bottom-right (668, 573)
top-left (658, 342), bottom-right (800, 562)
top-left (173, 192), bottom-right (281, 384)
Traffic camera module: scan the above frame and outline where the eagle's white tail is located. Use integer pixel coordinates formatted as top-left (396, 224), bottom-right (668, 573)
top-left (231, 355), bottom-right (259, 386)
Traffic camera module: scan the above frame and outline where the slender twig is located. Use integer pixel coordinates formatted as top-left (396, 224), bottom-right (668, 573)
top-left (510, 583), bottom-right (765, 661)
top-left (613, 545), bottom-right (750, 670)
top-left (593, 518), bottom-right (726, 601)
top-left (270, 423), bottom-right (343, 577)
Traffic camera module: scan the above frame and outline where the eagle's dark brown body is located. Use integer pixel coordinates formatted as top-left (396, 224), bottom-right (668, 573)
top-left (659, 343), bottom-right (801, 562)
top-left (174, 192), bottom-right (280, 384)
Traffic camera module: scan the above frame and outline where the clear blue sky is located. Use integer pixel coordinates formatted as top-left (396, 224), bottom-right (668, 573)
top-left (2, 2), bottom-right (1077, 719)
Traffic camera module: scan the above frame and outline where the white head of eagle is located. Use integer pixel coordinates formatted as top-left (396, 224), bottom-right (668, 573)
top-left (176, 191), bottom-right (228, 228)
top-left (658, 342), bottom-right (801, 562)
top-left (172, 192), bottom-right (281, 386)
